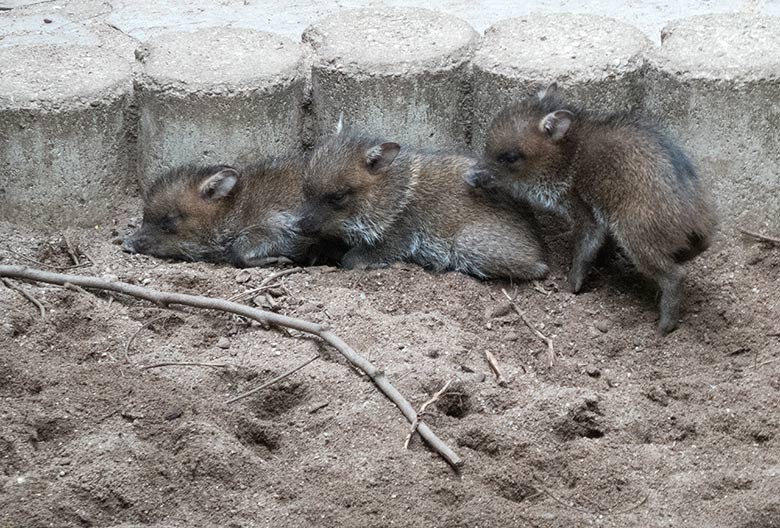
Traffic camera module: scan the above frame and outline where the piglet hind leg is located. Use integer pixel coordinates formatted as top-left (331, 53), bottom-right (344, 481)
top-left (655, 264), bottom-right (686, 336)
top-left (567, 221), bottom-right (608, 293)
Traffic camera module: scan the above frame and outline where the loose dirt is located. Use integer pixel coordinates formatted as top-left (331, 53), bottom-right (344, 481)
top-left (1, 218), bottom-right (778, 527)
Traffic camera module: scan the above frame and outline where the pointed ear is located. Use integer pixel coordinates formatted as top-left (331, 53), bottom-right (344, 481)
top-left (365, 142), bottom-right (401, 173)
top-left (537, 82), bottom-right (559, 100)
top-left (539, 110), bottom-right (573, 141)
top-left (334, 112), bottom-right (345, 135)
top-left (199, 167), bottom-right (239, 201)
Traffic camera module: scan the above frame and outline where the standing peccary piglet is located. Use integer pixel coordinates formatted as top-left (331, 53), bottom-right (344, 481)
top-left (123, 159), bottom-right (340, 266)
top-left (468, 83), bottom-right (716, 335)
top-left (297, 124), bottom-right (548, 280)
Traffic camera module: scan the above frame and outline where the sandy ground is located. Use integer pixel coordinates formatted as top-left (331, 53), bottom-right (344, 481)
top-left (1, 217), bottom-right (778, 527)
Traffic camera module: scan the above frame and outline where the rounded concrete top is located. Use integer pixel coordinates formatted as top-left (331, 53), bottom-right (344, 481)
top-left (656, 14), bottom-right (780, 81)
top-left (0, 45), bottom-right (131, 111)
top-left (141, 28), bottom-right (305, 93)
top-left (473, 14), bottom-right (651, 81)
top-left (303, 8), bottom-right (479, 76)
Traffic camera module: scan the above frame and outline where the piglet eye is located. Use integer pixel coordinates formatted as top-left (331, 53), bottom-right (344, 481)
top-left (159, 214), bottom-right (180, 234)
top-left (325, 190), bottom-right (351, 208)
top-left (497, 151), bottom-right (524, 164)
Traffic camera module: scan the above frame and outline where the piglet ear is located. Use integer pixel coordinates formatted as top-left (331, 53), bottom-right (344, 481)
top-left (365, 142), bottom-right (401, 173)
top-left (537, 82), bottom-right (560, 100)
top-left (539, 110), bottom-right (573, 141)
top-left (199, 167), bottom-right (239, 201)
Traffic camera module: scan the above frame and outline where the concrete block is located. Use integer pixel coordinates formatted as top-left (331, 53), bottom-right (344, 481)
top-left (645, 14), bottom-right (780, 231)
top-left (0, 44), bottom-right (134, 228)
top-left (471, 14), bottom-right (651, 150)
top-left (136, 28), bottom-right (308, 187)
top-left (303, 8), bottom-right (478, 149)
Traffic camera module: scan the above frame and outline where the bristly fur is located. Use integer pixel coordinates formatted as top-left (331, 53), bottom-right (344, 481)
top-left (125, 158), bottom-right (337, 266)
top-left (299, 127), bottom-right (548, 280)
top-left (479, 84), bottom-right (717, 334)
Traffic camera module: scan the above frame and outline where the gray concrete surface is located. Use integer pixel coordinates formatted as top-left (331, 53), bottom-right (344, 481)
top-left (136, 28), bottom-right (308, 186)
top-left (0, 44), bottom-right (135, 227)
top-left (471, 14), bottom-right (651, 152)
top-left (0, 0), bottom-right (778, 231)
top-left (303, 7), bottom-right (477, 148)
top-left (645, 13), bottom-right (780, 231)
top-left (2, 0), bottom-right (772, 48)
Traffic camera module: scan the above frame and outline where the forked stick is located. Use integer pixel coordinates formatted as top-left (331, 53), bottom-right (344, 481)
top-left (0, 265), bottom-right (462, 468)
top-left (404, 378), bottom-right (454, 449)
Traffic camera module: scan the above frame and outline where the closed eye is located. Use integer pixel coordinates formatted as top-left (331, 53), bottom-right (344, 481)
top-left (324, 190), bottom-right (351, 209)
top-left (497, 151), bottom-right (525, 164)
top-left (159, 214), bottom-right (181, 234)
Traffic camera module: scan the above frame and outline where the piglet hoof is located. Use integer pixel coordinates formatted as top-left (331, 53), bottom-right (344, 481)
top-left (656, 317), bottom-right (679, 337)
top-left (565, 273), bottom-right (585, 294)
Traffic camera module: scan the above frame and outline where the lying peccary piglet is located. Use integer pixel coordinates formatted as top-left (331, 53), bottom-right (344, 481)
top-left (123, 160), bottom-right (342, 266)
top-left (296, 123), bottom-right (548, 280)
top-left (468, 83), bottom-right (716, 335)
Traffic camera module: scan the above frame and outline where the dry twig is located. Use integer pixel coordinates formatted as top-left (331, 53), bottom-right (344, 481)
top-left (0, 265), bottom-right (462, 468)
top-left (63, 235), bottom-right (81, 266)
top-left (739, 228), bottom-right (780, 245)
top-left (484, 350), bottom-right (508, 386)
top-left (228, 267), bottom-right (305, 302)
top-left (1, 278), bottom-right (45, 318)
top-left (142, 362), bottom-right (231, 370)
top-left (532, 474), bottom-right (648, 516)
top-left (501, 288), bottom-right (555, 368)
top-left (225, 355), bottom-right (319, 404)
top-left (124, 314), bottom-right (177, 363)
top-left (405, 379), bottom-right (454, 449)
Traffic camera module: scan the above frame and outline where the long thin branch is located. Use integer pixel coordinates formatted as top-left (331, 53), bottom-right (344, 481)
top-left (502, 288), bottom-right (555, 368)
top-left (0, 265), bottom-right (462, 468)
top-left (225, 355), bottom-right (319, 404)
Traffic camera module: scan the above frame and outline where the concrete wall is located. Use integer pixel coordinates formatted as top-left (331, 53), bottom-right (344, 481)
top-left (0, 10), bottom-right (778, 232)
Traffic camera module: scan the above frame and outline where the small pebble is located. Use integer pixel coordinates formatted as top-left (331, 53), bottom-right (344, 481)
top-left (475, 372), bottom-right (486, 383)
top-left (164, 407), bottom-right (183, 421)
top-left (43, 18), bottom-right (53, 23)
top-left (235, 270), bottom-right (251, 283)
top-left (267, 287), bottom-right (285, 298)
top-left (216, 337), bottom-right (231, 349)
top-left (585, 366), bottom-right (601, 378)
top-left (487, 302), bottom-right (513, 319)
top-left (594, 319), bottom-right (611, 333)
top-left (503, 332), bottom-right (519, 342)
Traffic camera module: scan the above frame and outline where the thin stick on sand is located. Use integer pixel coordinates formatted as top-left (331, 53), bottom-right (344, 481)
top-left (739, 228), bottom-right (780, 245)
top-left (502, 288), bottom-right (555, 368)
top-left (0, 265), bottom-right (462, 468)
top-left (404, 379), bottom-right (454, 449)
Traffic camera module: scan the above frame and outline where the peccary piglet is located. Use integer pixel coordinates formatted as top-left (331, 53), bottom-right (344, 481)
top-left (297, 124), bottom-right (548, 280)
top-left (123, 159), bottom-right (333, 266)
top-left (468, 83), bottom-right (717, 335)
